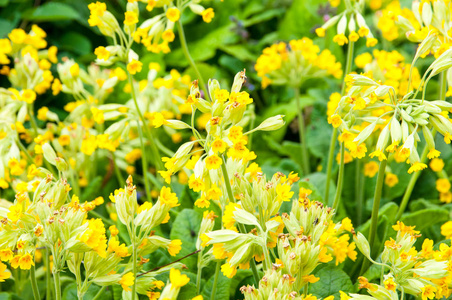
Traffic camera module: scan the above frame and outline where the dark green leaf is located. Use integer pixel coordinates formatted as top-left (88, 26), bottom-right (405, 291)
top-left (24, 3), bottom-right (81, 22)
top-left (310, 266), bottom-right (354, 299)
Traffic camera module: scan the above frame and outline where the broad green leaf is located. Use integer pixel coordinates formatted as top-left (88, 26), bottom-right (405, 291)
top-left (178, 281), bottom-right (198, 300)
top-left (303, 172), bottom-right (336, 206)
top-left (218, 44), bottom-right (257, 61)
top-left (24, 3), bottom-right (81, 22)
top-left (0, 19), bottom-right (14, 38)
top-left (310, 266), bottom-right (354, 299)
top-left (201, 272), bottom-right (231, 300)
top-left (170, 209), bottom-right (203, 272)
top-left (400, 208), bottom-right (449, 232)
top-left (57, 32), bottom-right (92, 56)
top-left (81, 176), bottom-right (103, 201)
top-left (63, 282), bottom-right (111, 300)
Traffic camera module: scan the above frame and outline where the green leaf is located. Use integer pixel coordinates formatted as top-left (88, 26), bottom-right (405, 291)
top-left (243, 8), bottom-right (285, 27)
top-left (62, 282), bottom-right (111, 300)
top-left (170, 209), bottom-right (203, 272)
top-left (310, 266), bottom-right (354, 299)
top-left (24, 3), bottom-right (81, 22)
top-left (201, 272), bottom-right (231, 300)
top-left (0, 0), bottom-right (9, 7)
top-left (400, 208), bottom-right (449, 232)
top-left (0, 19), bottom-right (14, 38)
top-left (178, 281), bottom-right (198, 300)
top-left (57, 32), bottom-right (92, 56)
top-left (218, 44), bottom-right (257, 62)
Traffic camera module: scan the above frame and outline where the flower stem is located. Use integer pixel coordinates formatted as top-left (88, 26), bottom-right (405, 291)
top-left (92, 286), bottom-right (107, 300)
top-left (53, 270), bottom-right (61, 300)
top-left (177, 20), bottom-right (210, 100)
top-left (325, 41), bottom-right (354, 204)
top-left (131, 224), bottom-right (138, 300)
top-left (45, 248), bottom-right (52, 300)
top-left (210, 261), bottom-right (221, 300)
top-left (332, 142), bottom-right (345, 211)
top-left (220, 156), bottom-right (260, 286)
top-left (196, 251), bottom-right (202, 294)
top-left (360, 158), bottom-right (387, 275)
top-left (394, 143), bottom-right (430, 221)
top-left (355, 159), bottom-right (364, 225)
top-left (127, 72), bottom-right (155, 202)
top-left (30, 262), bottom-right (40, 300)
top-left (294, 86), bottom-right (310, 176)
top-left (136, 120), bottom-right (152, 203)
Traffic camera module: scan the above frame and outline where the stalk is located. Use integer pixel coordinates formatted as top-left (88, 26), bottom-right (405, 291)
top-left (294, 87), bottom-right (310, 175)
top-left (177, 20), bottom-right (210, 100)
top-left (136, 120), bottom-right (152, 203)
top-left (131, 223), bottom-right (138, 300)
top-left (127, 70), bottom-right (163, 173)
top-left (196, 251), bottom-right (202, 294)
top-left (53, 271), bottom-right (61, 300)
top-left (332, 143), bottom-right (345, 211)
top-left (220, 156), bottom-right (260, 286)
top-left (210, 262), bottom-right (221, 300)
top-left (394, 69), bottom-right (447, 220)
top-left (45, 248), bottom-right (52, 300)
top-left (92, 286), bottom-right (107, 300)
top-left (127, 72), bottom-right (153, 202)
top-left (360, 159), bottom-right (387, 275)
top-left (394, 144), bottom-right (430, 221)
top-left (325, 41), bottom-right (355, 204)
top-left (30, 262), bottom-right (40, 300)
top-left (355, 159), bottom-right (364, 225)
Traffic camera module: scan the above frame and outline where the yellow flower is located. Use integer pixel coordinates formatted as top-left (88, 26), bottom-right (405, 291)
top-left (94, 46), bottom-right (110, 60)
top-left (328, 114), bottom-right (342, 128)
top-left (385, 173), bottom-right (398, 187)
top-left (349, 31), bottom-right (359, 42)
top-left (364, 161), bottom-right (378, 178)
top-left (169, 268), bottom-right (190, 288)
top-left (441, 221), bottom-right (452, 239)
top-left (0, 262), bottom-right (11, 282)
top-left (408, 162), bottom-right (427, 174)
top-left (119, 272), bottom-right (134, 292)
top-left (159, 186), bottom-right (179, 207)
top-left (124, 11), bottom-right (138, 26)
top-left (276, 184), bottom-right (293, 202)
top-left (21, 89), bottom-right (36, 104)
top-left (0, 249), bottom-right (13, 262)
top-left (166, 7), bottom-right (180, 22)
top-left (18, 253), bottom-right (34, 270)
top-left (302, 275), bottom-right (320, 283)
top-left (127, 60), bottom-right (142, 75)
top-left (383, 276), bottom-right (397, 291)
top-left (333, 34), bottom-right (348, 46)
top-left (162, 29), bottom-right (175, 42)
top-left (168, 239), bottom-right (182, 256)
top-left (201, 8), bottom-right (214, 23)
top-left (369, 150), bottom-right (387, 161)
top-left (70, 63), bottom-right (80, 77)
top-left (315, 27), bottom-right (326, 37)
top-left (430, 158), bottom-right (444, 172)
top-left (421, 285), bottom-right (436, 300)
top-left (427, 148), bottom-right (440, 159)
top-left (220, 263), bottom-right (237, 278)
top-left (205, 154), bottom-right (222, 170)
top-left (7, 204), bottom-right (22, 223)
top-left (109, 225), bottom-right (119, 237)
top-left (436, 178), bottom-right (451, 193)
top-left (211, 139), bottom-right (227, 153)
top-left (355, 53), bottom-right (372, 69)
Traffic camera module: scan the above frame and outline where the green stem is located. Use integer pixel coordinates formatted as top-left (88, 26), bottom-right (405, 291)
top-left (332, 142), bottom-right (345, 211)
top-left (324, 128), bottom-right (338, 204)
top-left (394, 143), bottom-right (430, 221)
top-left (88, 210), bottom-right (114, 226)
top-left (131, 224), bottom-right (138, 300)
top-left (294, 87), bottom-right (310, 176)
top-left (112, 153), bottom-right (125, 185)
top-left (127, 70), bottom-right (163, 173)
top-left (196, 251), bottom-right (202, 294)
top-left (325, 41), bottom-right (355, 204)
top-left (45, 248), bottom-right (52, 300)
top-left (439, 70), bottom-right (447, 100)
top-left (177, 20), bottom-right (209, 100)
top-left (356, 159), bottom-right (364, 225)
top-left (53, 271), bottom-right (61, 300)
top-left (210, 261), bottom-right (221, 300)
top-left (92, 286), bottom-right (107, 300)
top-left (220, 156), bottom-right (260, 286)
top-left (30, 262), bottom-right (40, 300)
top-left (136, 120), bottom-right (152, 203)
top-left (17, 139), bottom-right (34, 163)
top-left (360, 158), bottom-right (387, 275)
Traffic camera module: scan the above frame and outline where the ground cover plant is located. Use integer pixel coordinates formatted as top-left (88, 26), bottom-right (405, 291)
top-left (1, 0), bottom-right (452, 299)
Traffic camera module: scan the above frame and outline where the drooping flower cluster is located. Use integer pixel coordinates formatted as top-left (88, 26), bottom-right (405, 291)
top-left (255, 38), bottom-right (342, 88)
